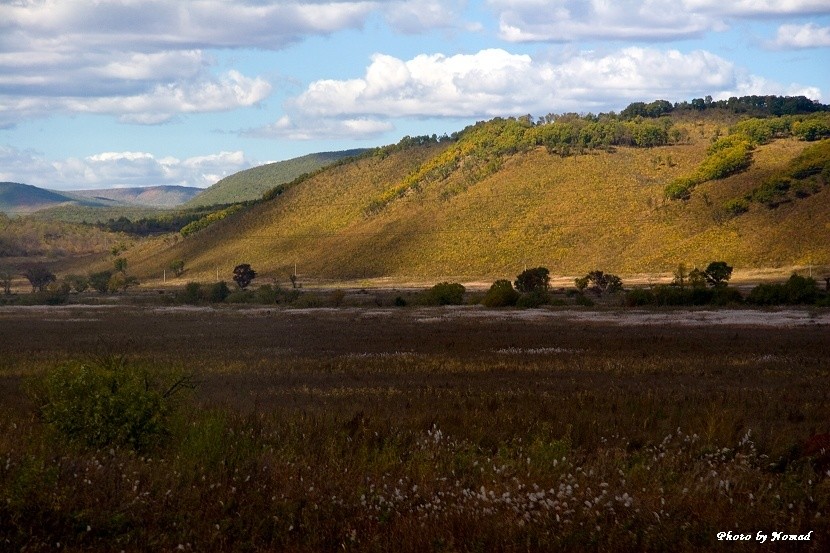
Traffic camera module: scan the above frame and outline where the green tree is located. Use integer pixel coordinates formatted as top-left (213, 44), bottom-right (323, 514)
top-left (576, 270), bottom-right (623, 294)
top-left (23, 267), bottom-right (56, 293)
top-left (232, 264), bottom-right (257, 289)
top-left (704, 261), bottom-right (733, 288)
top-left (515, 267), bottom-right (550, 293)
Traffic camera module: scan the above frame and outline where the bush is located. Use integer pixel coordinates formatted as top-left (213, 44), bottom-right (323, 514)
top-left (89, 271), bottom-right (113, 294)
top-left (516, 290), bottom-right (549, 309)
top-left (482, 280), bottom-right (519, 307)
top-left (422, 282), bottom-right (466, 305)
top-left (723, 198), bottom-right (749, 216)
top-left (625, 288), bottom-right (655, 306)
top-left (180, 282), bottom-right (201, 304)
top-left (197, 281), bottom-right (230, 303)
top-left (32, 356), bottom-right (192, 451)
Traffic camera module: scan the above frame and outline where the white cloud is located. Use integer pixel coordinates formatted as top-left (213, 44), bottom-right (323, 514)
top-left (769, 23), bottom-right (830, 49)
top-left (245, 115), bottom-right (394, 140)
top-left (283, 47), bottom-right (755, 121)
top-left (383, 0), bottom-right (467, 34)
top-left (488, 0), bottom-right (830, 43)
top-left (0, 0), bottom-right (391, 127)
top-left (0, 146), bottom-right (252, 190)
top-left (0, 70), bottom-right (271, 127)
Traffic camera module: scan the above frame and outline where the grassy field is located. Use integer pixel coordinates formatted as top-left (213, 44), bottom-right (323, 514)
top-left (1, 304), bottom-right (828, 551)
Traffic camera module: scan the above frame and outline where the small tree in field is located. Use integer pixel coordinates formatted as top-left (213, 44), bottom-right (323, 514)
top-left (576, 270), bottom-right (623, 294)
top-left (704, 261), bottom-right (733, 288)
top-left (233, 264), bottom-right (257, 289)
top-left (515, 267), bottom-right (550, 293)
top-left (23, 267), bottom-right (56, 292)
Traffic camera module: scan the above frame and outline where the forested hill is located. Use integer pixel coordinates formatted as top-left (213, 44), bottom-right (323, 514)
top-left (125, 96), bottom-right (830, 283)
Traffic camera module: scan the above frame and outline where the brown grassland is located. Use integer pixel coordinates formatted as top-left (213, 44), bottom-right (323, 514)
top-left (1, 303), bottom-right (828, 551)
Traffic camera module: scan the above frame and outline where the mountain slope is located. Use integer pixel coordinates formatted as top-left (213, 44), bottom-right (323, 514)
top-left (127, 114), bottom-right (830, 283)
top-left (185, 149), bottom-right (368, 207)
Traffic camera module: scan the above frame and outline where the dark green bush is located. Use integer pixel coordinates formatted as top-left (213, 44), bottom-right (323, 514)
top-left (422, 282), bottom-right (466, 306)
top-left (203, 281), bottom-right (231, 303)
top-left (625, 288), bottom-right (655, 306)
top-left (516, 290), bottom-right (549, 309)
top-left (482, 280), bottom-right (519, 307)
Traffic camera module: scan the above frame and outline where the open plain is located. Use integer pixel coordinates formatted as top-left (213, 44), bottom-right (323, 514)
top-left (1, 304), bottom-right (829, 551)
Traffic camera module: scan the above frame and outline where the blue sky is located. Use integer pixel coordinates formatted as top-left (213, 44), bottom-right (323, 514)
top-left (1, 0), bottom-right (828, 191)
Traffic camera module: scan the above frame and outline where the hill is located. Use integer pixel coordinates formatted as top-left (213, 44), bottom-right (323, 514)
top-left (0, 182), bottom-right (81, 214)
top-left (70, 185), bottom-right (202, 208)
top-left (110, 104), bottom-right (830, 284)
top-left (185, 149), bottom-right (368, 207)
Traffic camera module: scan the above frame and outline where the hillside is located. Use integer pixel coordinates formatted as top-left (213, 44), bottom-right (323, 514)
top-left (185, 149), bottom-right (368, 208)
top-left (70, 185), bottom-right (202, 208)
top-left (0, 182), bottom-right (80, 214)
top-left (120, 107), bottom-right (830, 284)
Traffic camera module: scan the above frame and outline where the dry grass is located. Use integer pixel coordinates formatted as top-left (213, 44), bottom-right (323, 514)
top-left (121, 119), bottom-right (829, 285)
top-left (1, 305), bottom-right (828, 551)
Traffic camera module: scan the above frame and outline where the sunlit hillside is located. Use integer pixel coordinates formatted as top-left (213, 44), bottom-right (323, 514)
top-left (124, 107), bottom-right (830, 285)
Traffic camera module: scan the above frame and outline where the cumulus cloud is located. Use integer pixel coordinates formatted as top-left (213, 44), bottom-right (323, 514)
top-left (245, 115), bottom-right (394, 140)
top-left (488, 0), bottom-right (830, 42)
top-left (0, 0), bottom-right (392, 126)
top-left (769, 23), bottom-right (830, 49)
top-left (282, 47), bottom-right (756, 121)
top-left (0, 146), bottom-right (252, 190)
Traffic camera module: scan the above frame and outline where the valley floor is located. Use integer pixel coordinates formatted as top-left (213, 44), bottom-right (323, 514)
top-left (1, 305), bottom-right (828, 551)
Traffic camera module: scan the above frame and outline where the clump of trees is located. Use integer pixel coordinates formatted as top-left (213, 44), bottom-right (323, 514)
top-left (575, 270), bottom-right (623, 294)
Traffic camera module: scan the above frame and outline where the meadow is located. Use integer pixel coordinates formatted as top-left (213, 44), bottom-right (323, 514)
top-left (1, 304), bottom-right (828, 551)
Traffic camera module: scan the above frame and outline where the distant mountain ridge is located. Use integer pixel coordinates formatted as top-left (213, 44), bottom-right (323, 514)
top-left (0, 182), bottom-right (80, 214)
top-left (70, 185), bottom-right (203, 208)
top-left (185, 149), bottom-right (369, 207)
top-left (0, 182), bottom-right (204, 214)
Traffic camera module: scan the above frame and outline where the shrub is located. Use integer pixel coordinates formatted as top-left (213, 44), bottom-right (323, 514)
top-left (747, 275), bottom-right (820, 305)
top-left (89, 271), bottom-right (113, 294)
top-left (179, 282), bottom-right (201, 304)
top-left (422, 282), bottom-right (466, 305)
top-left (723, 198), bottom-right (749, 216)
top-left (482, 280), bottom-right (519, 307)
top-left (516, 290), bottom-right (549, 308)
top-left (625, 288), bottom-right (655, 306)
top-left (64, 274), bottom-right (89, 293)
top-left (203, 281), bottom-right (231, 303)
top-left (32, 356), bottom-right (192, 451)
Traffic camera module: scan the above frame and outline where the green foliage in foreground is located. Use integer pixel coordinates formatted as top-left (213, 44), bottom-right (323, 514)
top-left (30, 356), bottom-right (192, 451)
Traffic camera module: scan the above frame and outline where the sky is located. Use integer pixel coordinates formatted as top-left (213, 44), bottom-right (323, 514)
top-left (1, 1), bottom-right (828, 191)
